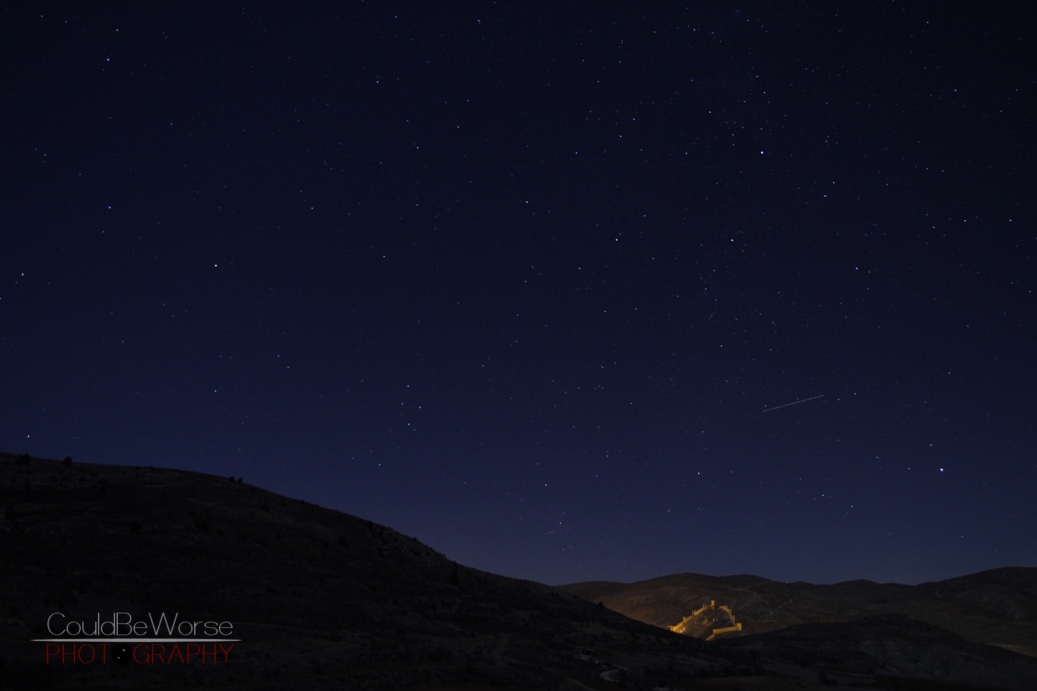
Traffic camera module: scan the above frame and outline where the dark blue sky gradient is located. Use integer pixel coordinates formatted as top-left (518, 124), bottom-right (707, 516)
top-left (2, 2), bottom-right (1034, 586)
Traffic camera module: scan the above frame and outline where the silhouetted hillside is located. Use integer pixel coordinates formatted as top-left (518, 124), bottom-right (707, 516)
top-left (0, 454), bottom-right (755, 690)
top-left (4, 453), bottom-right (1036, 690)
top-left (715, 615), bottom-right (1037, 691)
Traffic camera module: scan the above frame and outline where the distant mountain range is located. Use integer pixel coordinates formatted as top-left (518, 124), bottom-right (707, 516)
top-left (3, 452), bottom-right (1036, 690)
top-left (560, 568), bottom-right (1037, 657)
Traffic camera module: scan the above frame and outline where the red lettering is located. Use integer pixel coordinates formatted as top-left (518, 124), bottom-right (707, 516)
top-left (133, 643), bottom-right (150, 663)
top-left (44, 643), bottom-right (109, 664)
top-left (199, 644), bottom-right (218, 663)
top-left (218, 643), bottom-right (234, 662)
top-left (117, 642), bottom-right (234, 664)
top-left (152, 643), bottom-right (166, 663)
top-left (166, 644), bottom-right (185, 664)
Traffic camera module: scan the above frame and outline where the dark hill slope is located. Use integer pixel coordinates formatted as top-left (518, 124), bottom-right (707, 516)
top-left (0, 454), bottom-right (747, 690)
top-left (715, 615), bottom-right (1037, 691)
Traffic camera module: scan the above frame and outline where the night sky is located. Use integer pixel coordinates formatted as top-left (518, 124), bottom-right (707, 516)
top-left (2, 2), bottom-right (1034, 587)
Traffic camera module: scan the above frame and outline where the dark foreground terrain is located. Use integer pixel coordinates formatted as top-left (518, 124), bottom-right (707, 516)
top-left (561, 566), bottom-right (1037, 690)
top-left (2, 453), bottom-right (1036, 690)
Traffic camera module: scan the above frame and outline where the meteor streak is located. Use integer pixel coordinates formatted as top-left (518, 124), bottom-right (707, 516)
top-left (762, 394), bottom-right (824, 413)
